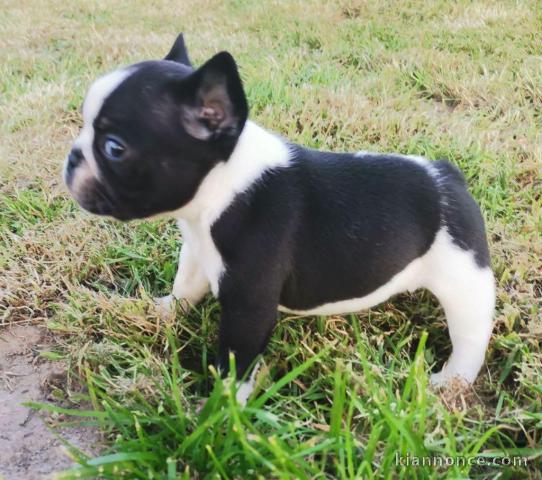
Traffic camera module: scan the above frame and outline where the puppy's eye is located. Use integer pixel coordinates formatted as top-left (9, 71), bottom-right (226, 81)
top-left (103, 136), bottom-right (126, 160)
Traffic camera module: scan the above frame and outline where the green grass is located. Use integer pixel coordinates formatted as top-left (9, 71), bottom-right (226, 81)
top-left (1, 0), bottom-right (541, 478)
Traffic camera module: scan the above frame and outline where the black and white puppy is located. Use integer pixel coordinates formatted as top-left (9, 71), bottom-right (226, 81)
top-left (64, 35), bottom-right (495, 400)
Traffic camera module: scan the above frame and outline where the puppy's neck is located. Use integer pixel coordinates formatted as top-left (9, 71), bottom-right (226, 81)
top-left (172, 121), bottom-right (291, 224)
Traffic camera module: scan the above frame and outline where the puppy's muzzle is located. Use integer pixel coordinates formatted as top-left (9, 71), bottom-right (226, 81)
top-left (65, 147), bottom-right (84, 179)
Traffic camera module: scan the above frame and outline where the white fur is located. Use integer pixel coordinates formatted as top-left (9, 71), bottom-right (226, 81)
top-left (171, 239), bottom-right (210, 304)
top-left (66, 68), bottom-right (133, 185)
top-left (170, 121), bottom-right (291, 296)
top-left (424, 232), bottom-right (495, 385)
top-left (235, 361), bottom-right (261, 406)
top-left (235, 381), bottom-right (255, 406)
top-left (399, 154), bottom-right (442, 182)
top-left (356, 150), bottom-right (440, 180)
top-left (355, 150), bottom-right (372, 157)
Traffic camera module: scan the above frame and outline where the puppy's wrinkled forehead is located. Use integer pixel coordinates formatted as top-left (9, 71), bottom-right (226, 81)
top-left (86, 62), bottom-right (194, 136)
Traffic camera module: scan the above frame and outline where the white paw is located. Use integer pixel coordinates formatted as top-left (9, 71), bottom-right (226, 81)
top-left (154, 295), bottom-right (193, 318)
top-left (154, 294), bottom-right (175, 319)
top-left (235, 361), bottom-right (262, 406)
top-left (430, 370), bottom-right (451, 387)
top-left (235, 381), bottom-right (254, 406)
top-left (430, 369), bottom-right (474, 388)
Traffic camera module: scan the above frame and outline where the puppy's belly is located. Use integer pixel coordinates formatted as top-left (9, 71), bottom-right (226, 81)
top-left (278, 254), bottom-right (426, 316)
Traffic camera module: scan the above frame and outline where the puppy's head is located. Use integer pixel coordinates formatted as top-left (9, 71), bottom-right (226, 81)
top-left (64, 34), bottom-right (248, 220)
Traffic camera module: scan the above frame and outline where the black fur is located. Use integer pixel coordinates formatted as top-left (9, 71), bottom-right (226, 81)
top-left (164, 33), bottom-right (193, 67)
top-left (211, 149), bottom-right (489, 375)
top-left (213, 150), bottom-right (443, 311)
top-left (433, 162), bottom-right (490, 267)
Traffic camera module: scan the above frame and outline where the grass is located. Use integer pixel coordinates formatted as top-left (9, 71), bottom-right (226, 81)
top-left (1, 0), bottom-right (541, 478)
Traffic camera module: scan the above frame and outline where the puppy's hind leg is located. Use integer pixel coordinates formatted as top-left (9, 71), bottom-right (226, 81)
top-left (424, 232), bottom-right (495, 386)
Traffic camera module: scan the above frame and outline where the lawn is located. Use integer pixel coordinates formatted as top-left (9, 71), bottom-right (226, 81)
top-left (1, 0), bottom-right (541, 478)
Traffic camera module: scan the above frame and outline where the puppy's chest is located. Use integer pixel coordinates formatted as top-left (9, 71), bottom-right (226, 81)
top-left (178, 219), bottom-right (224, 295)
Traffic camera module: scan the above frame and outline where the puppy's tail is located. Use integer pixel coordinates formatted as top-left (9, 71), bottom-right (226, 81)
top-left (433, 160), bottom-right (490, 268)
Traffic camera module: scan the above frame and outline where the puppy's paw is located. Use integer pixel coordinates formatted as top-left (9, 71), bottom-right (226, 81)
top-left (430, 375), bottom-right (477, 412)
top-left (430, 369), bottom-right (472, 388)
top-left (430, 371), bottom-right (451, 388)
top-left (235, 380), bottom-right (255, 406)
top-left (154, 294), bottom-right (175, 320)
top-left (154, 295), bottom-right (193, 319)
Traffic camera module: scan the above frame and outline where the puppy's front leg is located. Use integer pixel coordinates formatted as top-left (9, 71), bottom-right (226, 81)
top-left (156, 242), bottom-right (210, 314)
top-left (172, 241), bottom-right (210, 305)
top-left (216, 287), bottom-right (279, 400)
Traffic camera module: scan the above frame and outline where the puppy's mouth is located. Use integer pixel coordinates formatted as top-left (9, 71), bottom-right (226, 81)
top-left (65, 170), bottom-right (129, 220)
top-left (72, 183), bottom-right (116, 218)
top-left (71, 182), bottom-right (151, 221)
top-left (64, 155), bottom-right (157, 222)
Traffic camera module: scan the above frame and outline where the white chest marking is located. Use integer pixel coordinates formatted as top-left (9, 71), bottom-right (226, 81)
top-left (173, 121), bottom-right (291, 294)
top-left (177, 219), bottom-right (224, 295)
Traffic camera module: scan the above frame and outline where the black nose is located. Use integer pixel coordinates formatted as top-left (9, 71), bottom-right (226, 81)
top-left (66, 148), bottom-right (83, 173)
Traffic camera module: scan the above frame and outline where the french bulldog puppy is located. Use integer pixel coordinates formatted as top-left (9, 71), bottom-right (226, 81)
top-left (64, 34), bottom-right (495, 401)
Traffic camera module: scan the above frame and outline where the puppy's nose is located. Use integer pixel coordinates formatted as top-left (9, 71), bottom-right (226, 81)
top-left (66, 148), bottom-right (83, 173)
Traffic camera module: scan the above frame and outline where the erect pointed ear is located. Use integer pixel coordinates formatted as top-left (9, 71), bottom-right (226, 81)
top-left (178, 51), bottom-right (248, 141)
top-left (164, 33), bottom-right (192, 67)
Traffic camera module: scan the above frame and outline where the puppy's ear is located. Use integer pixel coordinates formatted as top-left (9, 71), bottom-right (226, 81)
top-left (178, 51), bottom-right (248, 141)
top-left (164, 33), bottom-right (192, 67)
